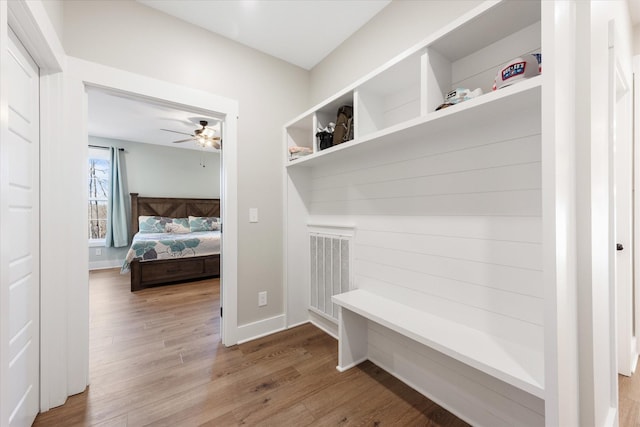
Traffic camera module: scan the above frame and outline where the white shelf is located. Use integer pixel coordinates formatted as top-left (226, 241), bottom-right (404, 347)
top-left (287, 76), bottom-right (541, 169)
top-left (333, 289), bottom-right (544, 398)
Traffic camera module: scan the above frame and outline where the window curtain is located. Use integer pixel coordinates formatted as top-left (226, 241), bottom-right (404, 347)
top-left (105, 147), bottom-right (128, 247)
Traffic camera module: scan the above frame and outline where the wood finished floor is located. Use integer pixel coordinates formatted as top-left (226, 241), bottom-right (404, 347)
top-left (33, 268), bottom-right (468, 427)
top-left (619, 367), bottom-right (640, 426)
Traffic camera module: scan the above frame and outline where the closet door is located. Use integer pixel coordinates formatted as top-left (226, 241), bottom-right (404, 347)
top-left (1, 28), bottom-right (40, 427)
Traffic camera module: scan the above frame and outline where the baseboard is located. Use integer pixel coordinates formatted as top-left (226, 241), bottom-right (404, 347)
top-left (287, 319), bottom-right (310, 329)
top-left (603, 406), bottom-right (617, 427)
top-left (89, 260), bottom-right (122, 271)
top-left (236, 314), bottom-right (286, 344)
top-left (309, 310), bottom-right (338, 339)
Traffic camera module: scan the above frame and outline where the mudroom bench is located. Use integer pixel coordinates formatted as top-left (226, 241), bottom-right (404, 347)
top-left (332, 289), bottom-right (544, 399)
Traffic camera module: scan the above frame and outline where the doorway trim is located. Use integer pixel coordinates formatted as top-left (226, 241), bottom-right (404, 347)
top-left (66, 56), bottom-right (240, 347)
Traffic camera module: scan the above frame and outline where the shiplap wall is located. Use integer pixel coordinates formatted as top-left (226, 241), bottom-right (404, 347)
top-left (305, 107), bottom-right (542, 424)
top-left (286, 14), bottom-right (544, 426)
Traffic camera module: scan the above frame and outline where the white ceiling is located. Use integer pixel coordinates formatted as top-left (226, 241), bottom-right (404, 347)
top-left (87, 89), bottom-right (222, 151)
top-left (136, 0), bottom-right (391, 70)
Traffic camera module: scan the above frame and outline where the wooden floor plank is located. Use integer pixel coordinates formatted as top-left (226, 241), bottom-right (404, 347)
top-left (34, 268), bottom-right (472, 426)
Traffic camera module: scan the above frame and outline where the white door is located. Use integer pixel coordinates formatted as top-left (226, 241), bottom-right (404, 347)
top-left (1, 29), bottom-right (40, 426)
top-left (610, 25), bottom-right (635, 376)
top-left (614, 63), bottom-right (634, 376)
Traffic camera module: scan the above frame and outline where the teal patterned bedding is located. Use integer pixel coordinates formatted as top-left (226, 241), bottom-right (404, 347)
top-left (121, 231), bottom-right (221, 273)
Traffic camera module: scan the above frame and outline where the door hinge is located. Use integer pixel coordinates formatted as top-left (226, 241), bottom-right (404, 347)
top-left (220, 306), bottom-right (223, 317)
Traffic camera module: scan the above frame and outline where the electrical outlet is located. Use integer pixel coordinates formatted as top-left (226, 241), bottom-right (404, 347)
top-left (258, 291), bottom-right (267, 307)
top-left (95, 248), bottom-right (102, 256)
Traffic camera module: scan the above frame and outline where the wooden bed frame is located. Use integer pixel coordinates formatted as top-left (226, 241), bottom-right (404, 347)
top-left (129, 193), bottom-right (221, 292)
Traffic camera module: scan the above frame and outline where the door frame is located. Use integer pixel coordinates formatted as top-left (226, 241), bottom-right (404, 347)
top-left (58, 56), bottom-right (239, 406)
top-left (2, 0), bottom-right (64, 415)
top-left (65, 56), bottom-right (240, 349)
top-left (634, 56), bottom-right (640, 359)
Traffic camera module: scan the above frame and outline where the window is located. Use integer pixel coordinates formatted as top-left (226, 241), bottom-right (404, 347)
top-left (88, 147), bottom-right (110, 244)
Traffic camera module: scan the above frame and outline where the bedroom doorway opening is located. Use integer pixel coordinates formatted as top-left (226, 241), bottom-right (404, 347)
top-left (85, 87), bottom-right (228, 370)
top-left (74, 63), bottom-right (237, 346)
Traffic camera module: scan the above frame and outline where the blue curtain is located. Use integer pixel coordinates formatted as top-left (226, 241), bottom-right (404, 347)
top-left (105, 147), bottom-right (128, 247)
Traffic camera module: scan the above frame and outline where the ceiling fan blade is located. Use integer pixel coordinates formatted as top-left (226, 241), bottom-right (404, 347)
top-left (161, 128), bottom-right (193, 136)
top-left (172, 138), bottom-right (193, 143)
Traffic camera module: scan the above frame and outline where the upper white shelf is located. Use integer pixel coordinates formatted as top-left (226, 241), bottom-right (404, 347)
top-left (287, 75), bottom-right (542, 169)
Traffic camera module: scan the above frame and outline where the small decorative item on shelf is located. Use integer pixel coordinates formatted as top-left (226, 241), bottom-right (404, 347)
top-left (492, 52), bottom-right (541, 91)
top-left (315, 121), bottom-right (335, 151)
top-left (332, 105), bottom-right (354, 146)
top-left (289, 146), bottom-right (312, 161)
top-left (435, 87), bottom-right (483, 111)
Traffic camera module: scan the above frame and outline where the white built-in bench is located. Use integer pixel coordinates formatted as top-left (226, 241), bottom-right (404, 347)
top-left (332, 289), bottom-right (544, 399)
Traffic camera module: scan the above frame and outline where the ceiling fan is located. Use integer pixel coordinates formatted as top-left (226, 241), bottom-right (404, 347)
top-left (161, 120), bottom-right (221, 149)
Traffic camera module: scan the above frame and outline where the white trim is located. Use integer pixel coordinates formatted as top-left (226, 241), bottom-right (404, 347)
top-left (307, 225), bottom-right (356, 237)
top-left (88, 260), bottom-right (122, 271)
top-left (0, 3), bottom-right (11, 422)
top-left (65, 57), bottom-right (240, 347)
top-left (309, 311), bottom-right (338, 339)
top-left (7, 1), bottom-right (64, 72)
top-left (634, 56), bottom-right (640, 360)
top-left (236, 314), bottom-right (286, 344)
top-left (603, 406), bottom-right (618, 427)
top-left (542, 1), bottom-right (580, 425)
top-left (287, 319), bottom-right (310, 330)
top-left (88, 239), bottom-right (105, 248)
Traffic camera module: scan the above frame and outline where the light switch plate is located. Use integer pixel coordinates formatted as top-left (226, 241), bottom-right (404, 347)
top-left (249, 208), bottom-right (258, 223)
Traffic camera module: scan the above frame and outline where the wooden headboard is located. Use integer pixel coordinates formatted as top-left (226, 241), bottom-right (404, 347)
top-left (130, 193), bottom-right (221, 237)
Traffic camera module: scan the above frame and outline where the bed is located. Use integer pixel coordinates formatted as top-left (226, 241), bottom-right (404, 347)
top-left (123, 193), bottom-right (221, 291)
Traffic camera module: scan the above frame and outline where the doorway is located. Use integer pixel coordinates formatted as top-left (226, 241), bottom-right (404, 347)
top-left (72, 70), bottom-right (239, 347)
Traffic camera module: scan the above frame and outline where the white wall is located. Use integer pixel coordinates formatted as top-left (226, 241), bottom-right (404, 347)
top-left (39, 0), bottom-right (63, 43)
top-left (309, 0), bottom-right (482, 105)
top-left (87, 135), bottom-right (221, 270)
top-left (63, 0), bottom-right (309, 325)
top-left (90, 136), bottom-right (221, 199)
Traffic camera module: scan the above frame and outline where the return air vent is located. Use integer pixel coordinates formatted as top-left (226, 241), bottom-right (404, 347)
top-left (309, 226), bottom-right (354, 322)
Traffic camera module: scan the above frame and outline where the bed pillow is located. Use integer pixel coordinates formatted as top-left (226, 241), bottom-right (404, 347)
top-left (139, 216), bottom-right (191, 233)
top-left (138, 216), bottom-right (167, 233)
top-left (164, 217), bottom-right (190, 234)
top-left (189, 216), bottom-right (220, 232)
